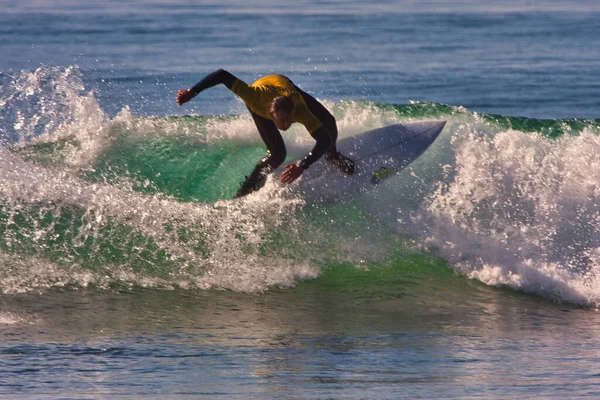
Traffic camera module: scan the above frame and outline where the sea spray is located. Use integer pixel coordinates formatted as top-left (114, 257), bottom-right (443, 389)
top-left (420, 126), bottom-right (600, 305)
top-left (1, 66), bottom-right (112, 166)
top-left (1, 148), bottom-right (315, 293)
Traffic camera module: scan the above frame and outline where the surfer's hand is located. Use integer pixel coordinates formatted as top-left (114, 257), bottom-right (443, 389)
top-left (176, 89), bottom-right (194, 105)
top-left (280, 162), bottom-right (303, 184)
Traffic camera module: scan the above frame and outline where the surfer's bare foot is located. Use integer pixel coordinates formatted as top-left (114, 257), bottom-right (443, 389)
top-left (325, 151), bottom-right (355, 175)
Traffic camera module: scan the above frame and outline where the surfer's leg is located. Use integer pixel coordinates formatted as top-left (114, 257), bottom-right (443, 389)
top-left (234, 109), bottom-right (286, 198)
top-left (295, 86), bottom-right (355, 175)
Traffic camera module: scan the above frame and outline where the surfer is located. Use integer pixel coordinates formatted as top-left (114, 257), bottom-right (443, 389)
top-left (176, 69), bottom-right (355, 197)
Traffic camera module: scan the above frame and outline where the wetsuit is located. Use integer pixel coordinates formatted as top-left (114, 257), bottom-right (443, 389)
top-left (189, 69), bottom-right (349, 197)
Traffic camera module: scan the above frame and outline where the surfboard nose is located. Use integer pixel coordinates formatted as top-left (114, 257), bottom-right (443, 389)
top-left (418, 120), bottom-right (446, 141)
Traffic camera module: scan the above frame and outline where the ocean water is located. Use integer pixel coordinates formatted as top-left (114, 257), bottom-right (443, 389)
top-left (2, 1), bottom-right (600, 398)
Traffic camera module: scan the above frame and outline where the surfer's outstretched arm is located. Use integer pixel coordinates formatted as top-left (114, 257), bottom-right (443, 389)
top-left (176, 69), bottom-right (238, 105)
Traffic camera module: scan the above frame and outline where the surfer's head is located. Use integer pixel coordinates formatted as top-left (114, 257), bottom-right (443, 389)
top-left (270, 96), bottom-right (295, 131)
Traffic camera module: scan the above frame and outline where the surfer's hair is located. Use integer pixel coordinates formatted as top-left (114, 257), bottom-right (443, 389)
top-left (270, 96), bottom-right (295, 115)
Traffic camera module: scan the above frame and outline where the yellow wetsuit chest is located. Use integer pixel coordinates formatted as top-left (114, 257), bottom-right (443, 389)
top-left (230, 75), bottom-right (322, 133)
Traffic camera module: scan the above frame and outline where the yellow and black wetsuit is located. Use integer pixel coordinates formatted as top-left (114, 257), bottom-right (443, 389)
top-left (230, 75), bottom-right (325, 134)
top-left (189, 69), bottom-right (344, 197)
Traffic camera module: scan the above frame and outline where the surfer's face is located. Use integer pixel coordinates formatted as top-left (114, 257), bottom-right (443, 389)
top-left (271, 110), bottom-right (293, 131)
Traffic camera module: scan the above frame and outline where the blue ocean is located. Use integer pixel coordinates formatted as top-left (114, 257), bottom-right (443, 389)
top-left (2, 1), bottom-right (600, 398)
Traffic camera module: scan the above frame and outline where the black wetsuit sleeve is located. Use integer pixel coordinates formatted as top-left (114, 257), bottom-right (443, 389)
top-left (300, 126), bottom-right (333, 169)
top-left (190, 69), bottom-right (237, 95)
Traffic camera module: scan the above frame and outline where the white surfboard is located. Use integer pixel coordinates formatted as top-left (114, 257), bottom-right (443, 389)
top-left (283, 120), bottom-right (446, 204)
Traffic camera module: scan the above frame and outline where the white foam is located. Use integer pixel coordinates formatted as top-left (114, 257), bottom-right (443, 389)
top-left (0, 146), bottom-right (320, 293)
top-left (0, 312), bottom-right (23, 325)
top-left (419, 125), bottom-right (600, 306)
top-left (1, 66), bottom-right (114, 167)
